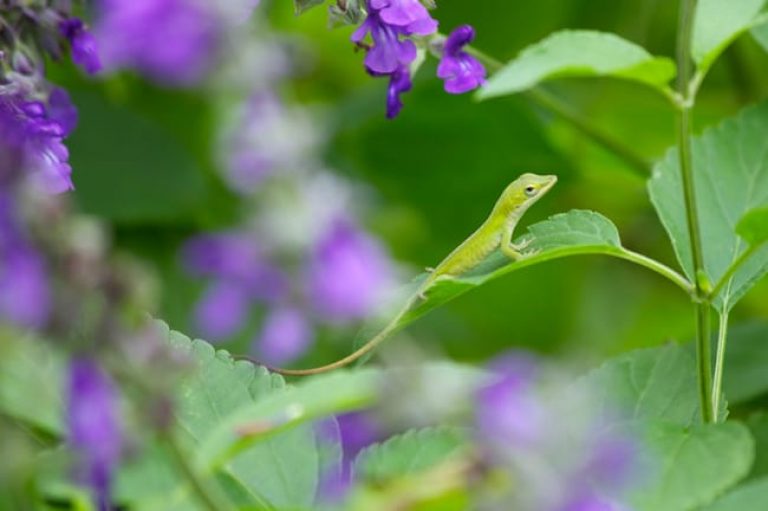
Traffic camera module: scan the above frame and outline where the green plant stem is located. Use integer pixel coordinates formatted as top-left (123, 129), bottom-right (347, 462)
top-left (613, 248), bottom-right (694, 295)
top-left (465, 46), bottom-right (651, 177)
top-left (676, 0), bottom-right (714, 423)
top-left (165, 431), bottom-right (234, 511)
top-left (712, 310), bottom-right (729, 420)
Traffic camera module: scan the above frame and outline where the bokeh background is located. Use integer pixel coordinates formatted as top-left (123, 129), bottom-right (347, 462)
top-left (49, 0), bottom-right (768, 370)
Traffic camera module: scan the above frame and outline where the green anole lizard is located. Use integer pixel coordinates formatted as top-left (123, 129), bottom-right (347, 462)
top-left (240, 173), bottom-right (557, 376)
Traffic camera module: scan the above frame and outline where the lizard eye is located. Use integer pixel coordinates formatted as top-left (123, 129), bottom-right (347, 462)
top-left (524, 185), bottom-right (537, 197)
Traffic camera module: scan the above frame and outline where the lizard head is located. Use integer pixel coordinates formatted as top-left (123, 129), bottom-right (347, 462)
top-left (499, 173), bottom-right (558, 215)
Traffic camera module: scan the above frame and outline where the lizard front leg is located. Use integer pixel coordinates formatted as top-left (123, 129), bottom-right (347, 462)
top-left (501, 227), bottom-right (536, 261)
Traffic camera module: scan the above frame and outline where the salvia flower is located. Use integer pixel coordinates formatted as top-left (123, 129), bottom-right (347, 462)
top-left (94, 0), bottom-right (221, 85)
top-left (0, 90), bottom-right (76, 193)
top-left (67, 358), bottom-right (122, 511)
top-left (59, 18), bottom-right (102, 75)
top-left (352, 0), bottom-right (437, 117)
top-left (438, 25), bottom-right (486, 94)
top-left (307, 218), bottom-right (395, 324)
top-left (254, 306), bottom-right (313, 365)
top-left (0, 193), bottom-right (50, 328)
top-left (182, 232), bottom-right (287, 339)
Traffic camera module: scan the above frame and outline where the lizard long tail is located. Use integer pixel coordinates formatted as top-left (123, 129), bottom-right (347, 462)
top-left (235, 285), bottom-right (427, 376)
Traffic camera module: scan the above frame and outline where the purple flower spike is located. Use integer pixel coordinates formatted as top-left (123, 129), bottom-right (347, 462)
top-left (254, 306), bottom-right (313, 364)
top-left (194, 280), bottom-right (251, 339)
top-left (67, 358), bottom-right (122, 511)
top-left (386, 66), bottom-right (412, 119)
top-left (308, 218), bottom-right (394, 324)
top-left (438, 25), bottom-right (486, 94)
top-left (60, 19), bottom-right (102, 75)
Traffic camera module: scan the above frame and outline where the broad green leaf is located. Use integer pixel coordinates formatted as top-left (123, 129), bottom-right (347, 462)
top-left (698, 477), bottom-right (768, 511)
top-left (722, 322), bottom-right (768, 405)
top-left (353, 427), bottom-right (467, 484)
top-left (649, 102), bottom-right (768, 311)
top-left (294, 0), bottom-right (324, 14)
top-left (144, 323), bottom-right (319, 510)
top-left (397, 210), bottom-right (681, 332)
top-left (751, 22), bottom-right (768, 53)
top-left (736, 206), bottom-right (768, 245)
top-left (693, 0), bottom-right (767, 73)
top-left (632, 422), bottom-right (754, 511)
top-left (477, 30), bottom-right (675, 100)
top-left (580, 344), bottom-right (701, 426)
top-left (197, 368), bottom-right (379, 471)
top-left (0, 329), bottom-right (64, 436)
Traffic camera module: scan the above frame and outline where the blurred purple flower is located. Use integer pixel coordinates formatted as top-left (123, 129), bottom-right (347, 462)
top-left (0, 91), bottom-right (76, 193)
top-left (94, 0), bottom-right (220, 85)
top-left (253, 306), bottom-right (313, 364)
top-left (67, 358), bottom-right (122, 511)
top-left (59, 18), bottom-right (102, 75)
top-left (308, 219), bottom-right (395, 324)
top-left (182, 232), bottom-right (287, 339)
top-left (475, 352), bottom-right (543, 447)
top-left (352, 0), bottom-right (436, 117)
top-left (0, 193), bottom-right (51, 328)
top-left (559, 494), bottom-right (627, 511)
top-left (438, 25), bottom-right (486, 94)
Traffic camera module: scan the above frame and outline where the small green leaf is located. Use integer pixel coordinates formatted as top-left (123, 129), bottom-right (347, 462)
top-left (693, 0), bottom-right (767, 74)
top-left (632, 422), bottom-right (754, 511)
top-left (649, 102), bottom-right (768, 311)
top-left (477, 30), bottom-right (675, 100)
top-left (698, 476), bottom-right (768, 511)
top-left (353, 427), bottom-right (467, 484)
top-left (579, 344), bottom-right (701, 426)
top-left (294, 0), bottom-right (325, 14)
top-left (737, 206), bottom-right (768, 246)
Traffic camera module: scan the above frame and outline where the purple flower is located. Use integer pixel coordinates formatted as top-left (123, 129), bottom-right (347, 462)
top-left (0, 193), bottom-right (51, 328)
top-left (0, 92), bottom-right (76, 193)
top-left (182, 232), bottom-right (287, 340)
top-left (94, 0), bottom-right (220, 85)
top-left (475, 352), bottom-right (544, 447)
top-left (307, 219), bottom-right (395, 324)
top-left (437, 25), bottom-right (486, 94)
top-left (352, 0), bottom-right (437, 117)
top-left (60, 18), bottom-right (103, 75)
top-left (67, 358), bottom-right (122, 511)
top-left (253, 306), bottom-right (313, 364)
top-left (386, 66), bottom-right (412, 119)
top-left (559, 494), bottom-right (627, 511)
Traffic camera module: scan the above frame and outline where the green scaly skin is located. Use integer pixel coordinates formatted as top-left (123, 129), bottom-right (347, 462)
top-left (239, 173), bottom-right (558, 376)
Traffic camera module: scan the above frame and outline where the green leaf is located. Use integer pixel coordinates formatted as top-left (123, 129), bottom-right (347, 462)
top-left (579, 344), bottom-right (701, 426)
top-left (649, 102), bottom-right (768, 311)
top-left (737, 206), bottom-right (768, 246)
top-left (477, 30), bottom-right (675, 100)
top-left (353, 427), bottom-right (467, 484)
top-left (196, 368), bottom-right (379, 471)
top-left (698, 476), bottom-right (768, 511)
top-left (140, 323), bottom-right (319, 510)
top-left (397, 210), bottom-right (680, 331)
top-left (722, 322), bottom-right (768, 406)
top-left (294, 0), bottom-right (325, 14)
top-left (0, 329), bottom-right (64, 436)
top-left (693, 0), bottom-right (767, 74)
top-left (632, 422), bottom-right (754, 511)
